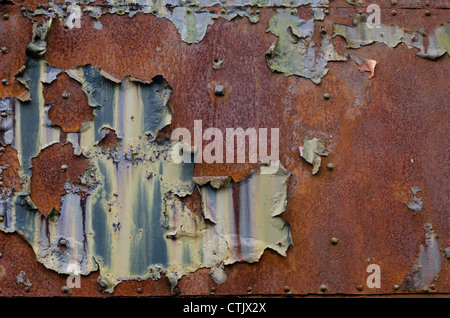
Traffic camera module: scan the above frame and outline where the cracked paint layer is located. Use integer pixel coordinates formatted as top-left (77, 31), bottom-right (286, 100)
top-left (266, 10), bottom-right (346, 83)
top-left (334, 15), bottom-right (450, 60)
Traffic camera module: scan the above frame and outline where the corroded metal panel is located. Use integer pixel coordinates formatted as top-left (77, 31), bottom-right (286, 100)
top-left (0, 0), bottom-right (448, 297)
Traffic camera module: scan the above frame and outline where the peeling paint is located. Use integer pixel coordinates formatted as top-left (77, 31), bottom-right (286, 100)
top-left (334, 15), bottom-right (450, 60)
top-left (405, 186), bottom-right (423, 214)
top-left (198, 164), bottom-right (291, 282)
top-left (66, 65), bottom-right (173, 144)
top-left (402, 223), bottom-right (442, 291)
top-left (16, 271), bottom-right (32, 287)
top-left (357, 59), bottom-right (376, 79)
top-left (0, 39), bottom-right (292, 292)
top-left (266, 10), bottom-right (346, 83)
top-left (299, 137), bottom-right (328, 174)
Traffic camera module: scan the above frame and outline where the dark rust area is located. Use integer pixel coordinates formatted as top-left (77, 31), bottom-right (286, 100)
top-left (44, 72), bottom-right (94, 133)
top-left (97, 127), bottom-right (119, 148)
top-left (0, 145), bottom-right (21, 190)
top-left (29, 143), bottom-right (90, 217)
top-left (0, 5), bottom-right (31, 100)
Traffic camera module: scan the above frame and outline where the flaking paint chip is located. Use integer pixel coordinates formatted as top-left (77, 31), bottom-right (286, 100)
top-left (299, 138), bottom-right (329, 175)
top-left (357, 59), bottom-right (377, 79)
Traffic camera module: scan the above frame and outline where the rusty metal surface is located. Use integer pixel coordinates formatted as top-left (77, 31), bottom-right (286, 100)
top-left (0, 0), bottom-right (449, 297)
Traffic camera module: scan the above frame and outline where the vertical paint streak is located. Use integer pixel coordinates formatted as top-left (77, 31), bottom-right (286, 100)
top-left (231, 182), bottom-right (242, 260)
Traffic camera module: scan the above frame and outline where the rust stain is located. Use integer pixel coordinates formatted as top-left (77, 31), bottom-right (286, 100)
top-left (0, 145), bottom-right (21, 191)
top-left (44, 72), bottom-right (94, 133)
top-left (0, 5), bottom-right (31, 100)
top-left (29, 143), bottom-right (90, 217)
top-left (97, 128), bottom-right (119, 148)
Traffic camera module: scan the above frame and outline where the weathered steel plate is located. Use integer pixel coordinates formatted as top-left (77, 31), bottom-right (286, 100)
top-left (0, 0), bottom-right (448, 297)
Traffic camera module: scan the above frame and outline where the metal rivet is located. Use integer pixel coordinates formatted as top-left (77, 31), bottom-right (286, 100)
top-left (186, 9), bottom-right (192, 14)
top-left (24, 286), bottom-right (31, 293)
top-left (2, 14), bottom-right (9, 20)
top-left (357, 1), bottom-right (363, 5)
top-left (430, 284), bottom-right (435, 290)
top-left (60, 239), bottom-right (67, 246)
top-left (283, 286), bottom-right (291, 293)
top-left (62, 92), bottom-right (69, 99)
top-left (62, 286), bottom-right (70, 294)
top-left (425, 1), bottom-right (430, 5)
top-left (221, 9), bottom-right (226, 14)
top-left (0, 147), bottom-right (4, 152)
top-left (137, 287), bottom-right (143, 294)
top-left (1, 47), bottom-right (8, 54)
top-left (290, 0), bottom-right (295, 6)
top-left (1, 111), bottom-right (7, 118)
top-left (152, 9), bottom-right (157, 14)
top-left (356, 284), bottom-right (363, 291)
top-left (0, 252), bottom-right (3, 258)
top-left (320, 27), bottom-right (327, 35)
top-left (214, 85), bottom-right (225, 96)
top-left (1, 79), bottom-right (8, 86)
top-left (394, 284), bottom-right (399, 290)
top-left (391, 10), bottom-right (397, 16)
top-left (290, 10), bottom-right (296, 15)
top-left (357, 9), bottom-right (363, 15)
top-left (247, 286), bottom-right (253, 293)
top-left (0, 182), bottom-right (3, 187)
top-left (61, 164), bottom-right (68, 172)
top-left (21, 7), bottom-right (27, 13)
top-left (0, 216), bottom-right (4, 222)
top-left (320, 284), bottom-right (327, 292)
top-left (331, 237), bottom-right (339, 244)
top-left (324, 9), bottom-right (329, 15)
top-left (63, 23), bottom-right (69, 29)
top-left (425, 10), bottom-right (431, 16)
top-left (391, 0), bottom-right (397, 5)
top-left (256, 10), bottom-right (260, 16)
top-left (210, 286), bottom-right (216, 293)
top-left (323, 93), bottom-right (330, 100)
top-left (327, 163), bottom-right (334, 171)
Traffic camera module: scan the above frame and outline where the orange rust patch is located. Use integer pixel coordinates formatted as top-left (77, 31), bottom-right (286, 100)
top-left (30, 143), bottom-right (90, 217)
top-left (44, 72), bottom-right (94, 133)
top-left (0, 145), bottom-right (22, 190)
top-left (97, 128), bottom-right (119, 148)
top-left (179, 185), bottom-right (203, 217)
top-left (0, 5), bottom-right (32, 100)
